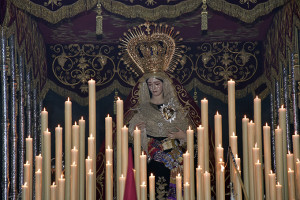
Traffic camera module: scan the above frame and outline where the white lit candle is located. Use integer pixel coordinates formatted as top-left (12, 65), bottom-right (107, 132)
top-left (187, 126), bottom-right (195, 199)
top-left (203, 171), bottom-right (211, 200)
top-left (121, 125), bottom-right (128, 178)
top-left (106, 161), bottom-right (113, 200)
top-left (65, 98), bottom-right (72, 200)
top-left (35, 169), bottom-right (42, 200)
top-left (276, 182), bottom-right (283, 200)
top-left (22, 182), bottom-right (29, 200)
top-left (268, 170), bottom-right (276, 200)
top-left (242, 115), bottom-right (249, 197)
top-left (254, 96), bottom-right (262, 165)
top-left (140, 182), bottom-right (147, 200)
top-left (201, 98), bottom-right (209, 171)
top-left (50, 182), bottom-right (57, 200)
top-left (105, 114), bottom-right (113, 149)
top-left (119, 174), bottom-right (126, 200)
top-left (196, 166), bottom-right (202, 200)
top-left (184, 182), bottom-right (190, 200)
top-left (116, 97), bottom-right (123, 200)
top-left (79, 116), bottom-right (85, 200)
top-left (263, 123), bottom-right (271, 200)
top-left (288, 168), bottom-right (296, 200)
top-left (134, 127), bottom-right (141, 200)
top-left (247, 120), bottom-right (255, 200)
top-left (71, 162), bottom-right (78, 200)
top-left (25, 135), bottom-right (33, 200)
top-left (44, 129), bottom-right (51, 200)
top-left (149, 173), bottom-right (155, 200)
top-left (197, 125), bottom-right (205, 171)
top-left (86, 170), bottom-right (94, 200)
top-left (140, 152), bottom-right (147, 186)
top-left (58, 174), bottom-right (65, 200)
top-left (214, 111), bottom-right (222, 147)
top-left (55, 125), bottom-right (63, 185)
top-left (176, 173), bottom-right (182, 200)
top-left (227, 79), bottom-right (236, 137)
top-left (275, 126), bottom-right (284, 197)
top-left (183, 151), bottom-right (190, 184)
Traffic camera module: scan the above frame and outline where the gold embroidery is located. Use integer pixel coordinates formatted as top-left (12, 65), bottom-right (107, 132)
top-left (156, 176), bottom-right (168, 200)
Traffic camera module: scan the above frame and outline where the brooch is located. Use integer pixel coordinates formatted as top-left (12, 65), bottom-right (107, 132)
top-left (160, 98), bottom-right (176, 122)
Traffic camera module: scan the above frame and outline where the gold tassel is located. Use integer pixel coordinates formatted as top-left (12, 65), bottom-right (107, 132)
top-left (96, 2), bottom-right (103, 36)
top-left (201, 0), bottom-right (208, 31)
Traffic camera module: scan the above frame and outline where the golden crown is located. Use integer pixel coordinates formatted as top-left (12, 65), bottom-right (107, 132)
top-left (118, 22), bottom-right (184, 76)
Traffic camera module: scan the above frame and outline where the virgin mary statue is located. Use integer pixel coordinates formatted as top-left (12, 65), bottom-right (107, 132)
top-left (118, 22), bottom-right (214, 199)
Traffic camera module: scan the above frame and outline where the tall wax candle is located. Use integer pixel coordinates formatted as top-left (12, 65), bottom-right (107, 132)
top-left (254, 96), bottom-right (263, 165)
top-left (121, 125), bottom-right (128, 178)
top-left (296, 160), bottom-right (300, 200)
top-left (119, 174), bottom-right (126, 200)
top-left (247, 120), bottom-right (255, 200)
top-left (79, 117), bottom-right (85, 200)
top-left (105, 114), bottom-right (112, 149)
top-left (41, 108), bottom-right (48, 167)
top-left (183, 151), bottom-right (190, 184)
top-left (184, 182), bottom-right (190, 200)
top-left (201, 98), bottom-right (209, 171)
top-left (269, 171), bottom-right (276, 200)
top-left (228, 79), bottom-right (236, 138)
top-left (242, 115), bottom-right (249, 197)
top-left (105, 146), bottom-right (113, 165)
top-left (276, 182), bottom-right (283, 200)
top-left (25, 135), bottom-right (33, 200)
top-left (35, 169), bottom-right (42, 200)
top-left (71, 147), bottom-right (79, 166)
top-left (106, 161), bottom-right (113, 200)
top-left (293, 132), bottom-right (300, 164)
top-left (50, 182), bottom-right (57, 200)
top-left (287, 168), bottom-right (296, 200)
top-left (214, 111), bottom-right (222, 147)
top-left (116, 98), bottom-right (123, 200)
top-left (263, 123), bottom-right (271, 200)
top-left (22, 182), bottom-right (29, 200)
top-left (88, 79), bottom-right (96, 200)
top-left (140, 152), bottom-right (147, 186)
top-left (196, 166), bottom-right (202, 200)
top-left (88, 134), bottom-right (95, 198)
top-left (149, 173), bottom-right (155, 200)
top-left (279, 105), bottom-right (288, 200)
top-left (230, 132), bottom-right (238, 156)
top-left (44, 129), bottom-right (51, 200)
top-left (134, 127), bottom-right (141, 200)
top-left (219, 165), bottom-right (225, 200)
top-left (55, 125), bottom-right (63, 185)
top-left (187, 126), bottom-right (195, 200)
top-left (275, 126), bottom-right (284, 200)
top-left (197, 125), bottom-right (205, 171)
top-left (65, 98), bottom-right (72, 200)
top-left (140, 182), bottom-right (147, 200)
top-left (287, 151), bottom-right (294, 170)
top-left (85, 156), bottom-right (93, 174)
top-left (72, 121), bottom-right (79, 151)
top-left (254, 161), bottom-right (263, 200)
top-left (86, 170), bottom-right (94, 200)
top-left (71, 162), bottom-right (78, 200)
top-left (203, 171), bottom-right (211, 200)
top-left (177, 174), bottom-right (182, 200)
top-left (35, 154), bottom-right (42, 173)
top-left (58, 175), bottom-right (65, 200)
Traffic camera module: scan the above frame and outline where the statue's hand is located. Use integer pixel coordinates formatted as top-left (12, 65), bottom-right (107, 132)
top-left (168, 126), bottom-right (187, 141)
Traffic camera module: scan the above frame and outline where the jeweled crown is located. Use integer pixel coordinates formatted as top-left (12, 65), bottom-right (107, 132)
top-left (118, 22), bottom-right (184, 76)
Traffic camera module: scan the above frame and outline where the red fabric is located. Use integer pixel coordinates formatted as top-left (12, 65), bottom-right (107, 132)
top-left (123, 147), bottom-right (137, 200)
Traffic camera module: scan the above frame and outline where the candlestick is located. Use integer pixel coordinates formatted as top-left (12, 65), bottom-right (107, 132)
top-left (203, 171), bottom-right (211, 200)
top-left (121, 125), bottom-right (128, 178)
top-left (25, 136), bottom-right (33, 200)
top-left (242, 115), bottom-right (249, 197)
top-left (149, 173), bottom-right (155, 200)
top-left (177, 174), bottom-right (182, 200)
top-left (201, 98), bottom-right (209, 171)
top-left (35, 169), bottom-right (42, 200)
top-left (279, 105), bottom-right (288, 200)
top-left (197, 125), bottom-right (205, 171)
top-left (183, 151), bottom-right (190, 184)
top-left (184, 182), bottom-right (190, 200)
top-left (116, 98), bottom-right (123, 200)
top-left (86, 170), bottom-right (94, 200)
top-left (105, 114), bottom-right (113, 149)
top-left (187, 126), bottom-right (195, 200)
top-left (247, 120), bottom-right (255, 200)
top-left (55, 125), bottom-right (63, 185)
top-left (71, 162), bottom-right (78, 200)
top-left (134, 127), bottom-right (141, 200)
top-left (269, 171), bottom-right (276, 200)
top-left (44, 129), bottom-right (51, 200)
top-left (263, 123), bottom-right (271, 200)
top-left (51, 182), bottom-right (57, 200)
top-left (65, 98), bottom-right (72, 200)
top-left (106, 161), bottom-right (113, 200)
top-left (79, 117), bottom-right (85, 200)
top-left (58, 174), bottom-right (65, 200)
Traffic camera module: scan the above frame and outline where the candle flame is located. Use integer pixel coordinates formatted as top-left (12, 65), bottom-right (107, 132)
top-left (135, 126), bottom-right (139, 131)
top-left (205, 171), bottom-right (208, 174)
top-left (89, 169), bottom-right (92, 173)
top-left (107, 114), bottom-right (110, 117)
top-left (230, 79), bottom-right (233, 81)
top-left (142, 181), bottom-right (145, 185)
top-left (37, 169), bottom-right (41, 173)
top-left (24, 182), bottom-right (28, 186)
top-left (203, 98), bottom-right (207, 101)
top-left (67, 97), bottom-right (70, 101)
top-left (28, 135), bottom-right (31, 138)
top-left (255, 143), bottom-right (257, 148)
top-left (218, 144), bottom-right (221, 148)
top-left (265, 122), bottom-right (268, 126)
top-left (188, 126), bottom-right (191, 130)
top-left (73, 146), bottom-right (77, 150)
top-left (74, 121), bottom-right (77, 125)
top-left (281, 105), bottom-right (284, 109)
top-left (121, 174), bottom-right (124, 178)
top-left (219, 158), bottom-right (223, 162)
top-left (90, 134), bottom-right (93, 138)
top-left (57, 124), bottom-right (60, 127)
top-left (38, 154), bottom-right (42, 157)
top-left (46, 128), bottom-right (49, 132)
top-left (198, 125), bottom-right (202, 128)
top-left (118, 97), bottom-right (120, 101)
top-left (289, 168), bottom-right (292, 172)
top-left (61, 174), bottom-right (64, 179)
top-left (235, 154), bottom-right (238, 158)
top-left (244, 115), bottom-right (247, 118)
top-left (288, 150), bottom-right (291, 154)
top-left (277, 182), bottom-right (280, 185)
top-left (43, 107), bottom-right (46, 111)
top-left (26, 161), bottom-right (29, 165)
top-left (257, 160), bottom-right (260, 164)
top-left (232, 132), bottom-right (235, 136)
top-left (107, 161), bottom-right (110, 165)
top-left (277, 125), bottom-right (280, 129)
top-left (123, 125), bottom-right (127, 128)
top-left (72, 161), bottom-right (76, 165)
top-left (216, 111), bottom-right (219, 115)
top-left (297, 159), bottom-right (300, 162)
top-left (87, 156), bottom-right (90, 159)
top-left (221, 165), bottom-right (225, 171)
top-left (177, 173), bottom-right (181, 177)
top-left (186, 150), bottom-right (189, 154)
top-left (142, 151), bottom-right (144, 156)
top-left (107, 145), bottom-right (110, 150)
top-left (151, 173), bottom-right (154, 176)
top-left (250, 120), bottom-right (253, 123)
top-left (295, 131), bottom-right (298, 135)
top-left (52, 182), bottom-right (55, 186)
top-left (256, 95), bottom-right (258, 99)
top-left (198, 165), bottom-right (201, 169)
top-left (81, 116), bottom-right (84, 120)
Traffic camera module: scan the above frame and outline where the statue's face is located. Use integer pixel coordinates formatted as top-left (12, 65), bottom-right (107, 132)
top-left (147, 77), bottom-right (163, 97)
